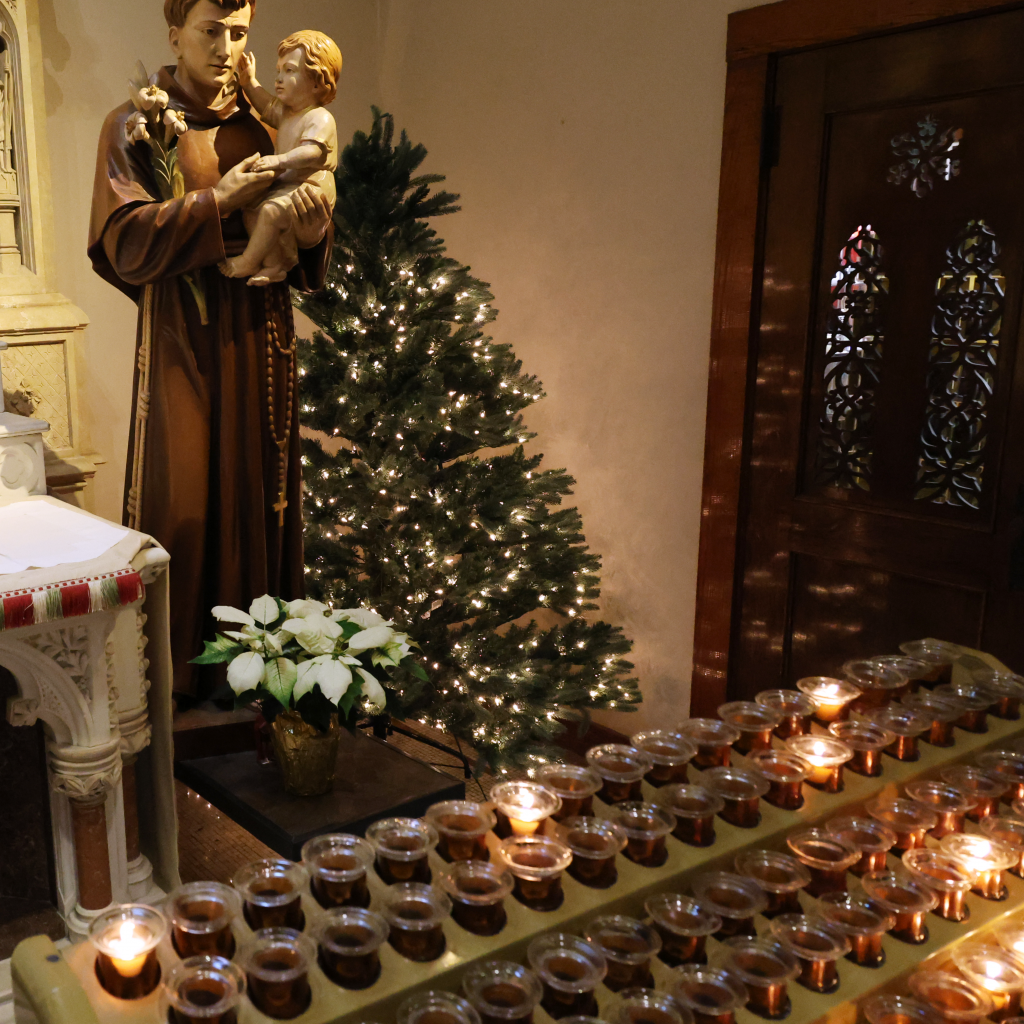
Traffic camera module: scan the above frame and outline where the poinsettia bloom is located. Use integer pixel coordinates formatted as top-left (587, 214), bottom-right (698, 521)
top-left (125, 111), bottom-right (150, 143)
top-left (137, 84), bottom-right (169, 111)
top-left (356, 667), bottom-right (387, 711)
top-left (348, 624), bottom-right (394, 652)
top-left (163, 108), bottom-right (187, 139)
top-left (282, 613), bottom-right (343, 655)
top-left (287, 598), bottom-right (330, 618)
top-left (224, 625), bottom-right (283, 657)
top-left (294, 656), bottom-right (354, 703)
top-left (334, 607), bottom-right (392, 629)
top-left (226, 650), bottom-right (264, 694)
top-left (213, 605), bottom-right (256, 626)
top-left (249, 595), bottom-right (280, 625)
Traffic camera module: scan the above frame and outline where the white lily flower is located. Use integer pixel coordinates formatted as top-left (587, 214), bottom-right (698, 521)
top-left (287, 598), bottom-right (330, 618)
top-left (226, 650), bottom-right (265, 694)
top-left (335, 608), bottom-right (393, 629)
top-left (348, 624), bottom-right (394, 652)
top-left (212, 605), bottom-right (255, 626)
top-left (356, 667), bottom-right (387, 711)
top-left (249, 595), bottom-right (280, 625)
top-left (137, 84), bottom-right (169, 111)
top-left (125, 110), bottom-right (150, 143)
top-left (163, 108), bottom-right (187, 142)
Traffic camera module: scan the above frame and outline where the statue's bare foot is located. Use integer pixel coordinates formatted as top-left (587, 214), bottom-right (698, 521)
top-left (248, 265), bottom-right (289, 286)
top-left (220, 256), bottom-right (258, 278)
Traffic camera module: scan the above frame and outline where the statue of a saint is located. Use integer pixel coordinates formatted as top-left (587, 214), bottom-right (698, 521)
top-left (88, 0), bottom-right (333, 695)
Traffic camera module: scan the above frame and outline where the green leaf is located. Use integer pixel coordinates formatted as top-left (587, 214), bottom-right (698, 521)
top-left (263, 657), bottom-right (298, 707)
top-left (338, 678), bottom-right (362, 718)
top-left (339, 620), bottom-right (361, 639)
top-left (190, 634), bottom-right (245, 665)
top-left (401, 657), bottom-right (429, 682)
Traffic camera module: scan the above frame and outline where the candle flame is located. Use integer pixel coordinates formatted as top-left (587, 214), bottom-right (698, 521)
top-left (812, 740), bottom-right (828, 757)
top-left (107, 920), bottom-right (148, 977)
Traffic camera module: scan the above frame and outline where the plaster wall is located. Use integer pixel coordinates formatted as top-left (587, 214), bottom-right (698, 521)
top-left (39, 0), bottom-right (772, 727)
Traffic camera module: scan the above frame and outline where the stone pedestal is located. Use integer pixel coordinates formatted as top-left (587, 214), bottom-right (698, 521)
top-left (0, 408), bottom-right (48, 504)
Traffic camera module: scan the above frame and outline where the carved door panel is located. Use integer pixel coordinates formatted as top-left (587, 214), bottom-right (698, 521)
top-left (731, 7), bottom-right (1024, 697)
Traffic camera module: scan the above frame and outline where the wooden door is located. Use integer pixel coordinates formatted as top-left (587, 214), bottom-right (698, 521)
top-left (730, 6), bottom-right (1024, 698)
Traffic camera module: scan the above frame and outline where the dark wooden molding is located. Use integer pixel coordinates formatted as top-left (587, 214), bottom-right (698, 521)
top-left (691, 0), bottom-right (1020, 713)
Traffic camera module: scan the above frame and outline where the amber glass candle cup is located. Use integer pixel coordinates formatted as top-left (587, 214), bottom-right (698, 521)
top-left (978, 750), bottom-right (1024, 805)
top-left (561, 816), bottom-right (626, 888)
top-left (714, 937), bottom-right (799, 1021)
top-left (901, 848), bottom-right (973, 922)
top-left (796, 676), bottom-right (860, 725)
top-left (815, 892), bottom-right (893, 968)
top-left (981, 817), bottom-right (1024, 876)
top-left (972, 669), bottom-right (1024, 719)
top-left (941, 832), bottom-right (1017, 900)
top-left (163, 955), bottom-right (245, 1024)
top-left (734, 850), bottom-right (811, 918)
top-left (910, 970), bottom-right (995, 1024)
top-left (941, 765), bottom-right (1009, 822)
top-left (426, 800), bottom-right (496, 861)
top-left (904, 780), bottom-right (972, 839)
top-left (398, 991), bottom-right (482, 1024)
top-left (657, 785), bottom-right (723, 847)
top-left (784, 735), bottom-right (851, 793)
top-left (583, 915), bottom-right (661, 992)
top-left (824, 816), bottom-right (897, 876)
top-left (537, 764), bottom-right (603, 820)
top-left (238, 928), bottom-right (314, 1020)
top-left (691, 872), bottom-right (767, 939)
top-left (864, 994), bottom-right (945, 1024)
top-left (936, 683), bottom-right (990, 733)
top-left (769, 914), bottom-right (849, 994)
top-left (89, 903), bottom-right (167, 1000)
top-left (232, 859), bottom-right (306, 932)
top-left (585, 744), bottom-right (653, 804)
top-left (528, 933), bottom-right (607, 1020)
top-left (844, 659), bottom-right (907, 712)
top-left (168, 882), bottom-right (240, 959)
top-left (499, 835), bottom-right (573, 911)
top-left (608, 801), bottom-right (676, 868)
top-left (860, 871), bottom-right (938, 944)
top-left (901, 690), bottom-right (964, 747)
top-left (755, 689), bottom-right (815, 740)
top-left (827, 720), bottom-right (893, 777)
top-left (865, 798), bottom-right (939, 852)
top-left (314, 907), bottom-right (388, 990)
top-left (899, 639), bottom-right (960, 687)
top-left (746, 750), bottom-right (809, 810)
top-left (438, 859), bottom-right (513, 936)
top-left (645, 893), bottom-right (721, 967)
top-left (702, 767), bottom-right (769, 829)
top-left (380, 882), bottom-right (451, 961)
top-left (953, 946), bottom-right (1024, 1024)
top-left (631, 730), bottom-right (698, 786)
top-left (874, 655), bottom-right (932, 695)
top-left (869, 704), bottom-right (930, 761)
top-left (491, 781), bottom-right (561, 839)
top-left (463, 960), bottom-right (543, 1024)
top-left (785, 829), bottom-right (859, 896)
top-left (366, 817), bottom-right (439, 885)
top-left (302, 833), bottom-right (374, 910)
top-left (671, 966), bottom-right (748, 1024)
top-left (608, 989), bottom-right (686, 1024)
top-left (716, 701), bottom-right (781, 755)
top-left (674, 719), bottom-right (741, 768)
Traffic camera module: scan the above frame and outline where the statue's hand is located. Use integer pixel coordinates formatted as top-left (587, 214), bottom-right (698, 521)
top-left (237, 51), bottom-right (257, 90)
top-left (291, 183), bottom-right (333, 249)
top-left (213, 154), bottom-right (275, 216)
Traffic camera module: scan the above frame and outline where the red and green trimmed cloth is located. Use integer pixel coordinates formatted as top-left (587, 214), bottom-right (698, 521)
top-left (0, 569), bottom-right (144, 631)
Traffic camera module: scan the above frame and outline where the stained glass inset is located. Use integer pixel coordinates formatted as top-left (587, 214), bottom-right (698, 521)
top-left (888, 115), bottom-right (963, 198)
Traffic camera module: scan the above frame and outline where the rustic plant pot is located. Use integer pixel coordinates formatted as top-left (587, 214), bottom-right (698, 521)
top-left (270, 709), bottom-right (341, 796)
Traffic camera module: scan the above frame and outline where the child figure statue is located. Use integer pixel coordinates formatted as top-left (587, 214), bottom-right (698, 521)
top-left (221, 30), bottom-right (342, 285)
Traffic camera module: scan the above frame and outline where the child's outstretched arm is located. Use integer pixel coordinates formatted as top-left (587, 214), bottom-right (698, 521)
top-left (236, 53), bottom-right (275, 118)
top-left (255, 141), bottom-right (327, 173)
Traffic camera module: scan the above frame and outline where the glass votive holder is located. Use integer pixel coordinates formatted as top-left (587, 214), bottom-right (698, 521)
top-left (425, 800), bottom-right (496, 861)
top-left (868, 703), bottom-right (930, 761)
top-left (845, 659), bottom-right (907, 712)
top-left (972, 668), bottom-right (1024, 719)
top-left (608, 989), bottom-right (688, 1024)
top-left (902, 689), bottom-right (965, 746)
top-left (690, 872), bottom-right (767, 939)
top-left (941, 832), bottom-right (1017, 900)
top-left (670, 965), bottom-right (748, 1024)
top-left (865, 797), bottom-right (938, 851)
top-left (734, 849), bottom-right (811, 917)
top-left (463, 960), bottom-right (543, 1024)
top-left (630, 730), bottom-right (698, 786)
top-left (768, 914), bottom-right (849, 994)
top-left (315, 907), bottom-right (388, 989)
top-left (379, 882), bottom-right (451, 961)
top-left (784, 735), bottom-right (852, 793)
top-left (796, 676), bottom-right (861, 724)
top-left (365, 817), bottom-right (438, 884)
top-left (673, 719), bottom-right (741, 768)
top-left (899, 639), bottom-right (960, 686)
top-left (716, 702), bottom-right (781, 754)
top-left (168, 881), bottom-right (241, 959)
top-left (713, 936), bottom-right (799, 1021)
top-left (89, 903), bottom-right (167, 1000)
top-left (953, 946), bottom-right (1024, 1023)
top-left (585, 744), bottom-right (653, 804)
top-left (746, 750), bottom-right (809, 810)
top-left (301, 833), bottom-right (374, 909)
top-left (978, 750), bottom-right (1024, 804)
top-left (995, 923), bottom-right (1024, 962)
top-left (232, 858), bottom-right (306, 931)
top-left (237, 928), bottom-right (315, 1019)
top-left (863, 994), bottom-right (944, 1024)
top-left (904, 780), bottom-right (973, 838)
top-left (561, 815), bottom-right (627, 888)
top-left (398, 991), bottom-right (482, 1024)
top-left (859, 871), bottom-right (938, 944)
top-left (827, 720), bottom-right (893, 777)
top-left (755, 689), bottom-right (815, 740)
top-left (935, 683), bottom-right (991, 732)
top-left (607, 802), bottom-right (676, 867)
top-left (874, 655), bottom-right (932, 694)
top-left (657, 785), bottom-right (723, 847)
top-left (491, 781), bottom-right (561, 838)
top-left (910, 970), bottom-right (995, 1024)
top-left (980, 816), bottom-right (1024, 875)
top-left (941, 764), bottom-right (1009, 821)
top-left (163, 955), bottom-right (245, 1024)
top-left (814, 892), bottom-right (893, 968)
top-left (527, 933), bottom-right (607, 1020)
top-left (499, 834), bottom-right (573, 911)
top-left (901, 848), bottom-right (974, 921)
top-left (644, 893), bottom-right (721, 967)
top-left (583, 915), bottom-right (661, 992)
top-left (537, 764), bottom-right (603, 820)
top-left (702, 766), bottom-right (769, 828)
top-left (438, 858), bottom-right (513, 936)
top-left (785, 828), bottom-right (859, 895)
top-left (824, 815), bottom-right (897, 875)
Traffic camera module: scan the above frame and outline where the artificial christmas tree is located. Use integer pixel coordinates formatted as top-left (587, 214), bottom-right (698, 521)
top-left (297, 110), bottom-right (640, 771)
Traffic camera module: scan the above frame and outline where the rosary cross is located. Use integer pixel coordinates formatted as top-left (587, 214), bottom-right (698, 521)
top-left (273, 488), bottom-right (288, 527)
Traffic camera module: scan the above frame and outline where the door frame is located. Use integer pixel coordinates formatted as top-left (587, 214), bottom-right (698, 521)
top-left (691, 0), bottom-right (1024, 715)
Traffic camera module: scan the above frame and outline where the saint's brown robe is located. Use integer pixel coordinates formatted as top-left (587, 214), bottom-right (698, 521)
top-left (88, 67), bottom-right (331, 696)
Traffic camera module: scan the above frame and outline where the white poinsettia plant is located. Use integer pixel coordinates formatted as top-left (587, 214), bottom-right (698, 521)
top-left (192, 595), bottom-right (428, 731)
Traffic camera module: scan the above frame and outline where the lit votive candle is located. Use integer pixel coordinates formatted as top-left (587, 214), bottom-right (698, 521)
top-left (755, 689), bottom-right (816, 740)
top-left (168, 882), bottom-right (240, 959)
top-left (716, 701), bottom-right (782, 754)
top-left (301, 833), bottom-right (374, 909)
top-left (769, 914), bottom-right (850, 994)
top-left (784, 735), bottom-right (852, 793)
top-left (827, 720), bottom-right (893, 777)
top-left (815, 892), bottom-right (893, 968)
top-left (824, 815), bottom-right (897, 875)
top-left (746, 749), bottom-right (810, 810)
top-left (941, 765), bottom-right (1010, 822)
top-left (89, 903), bottom-right (167, 1000)
top-left (909, 970), bottom-right (994, 1024)
top-left (163, 955), bottom-right (245, 1024)
top-left (901, 848), bottom-right (973, 922)
top-left (941, 832), bottom-right (1017, 900)
top-left (537, 763), bottom-right (602, 820)
top-left (583, 915), bottom-right (662, 992)
top-left (734, 849), bottom-right (811, 917)
top-left (796, 676), bottom-right (860, 724)
top-left (953, 946), bottom-right (1024, 1022)
top-left (491, 781), bottom-right (561, 838)
top-left (585, 744), bottom-right (653, 804)
top-left (232, 858), bottom-right (306, 931)
top-left (630, 730), bottom-right (698, 786)
top-left (238, 928), bottom-right (315, 1019)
